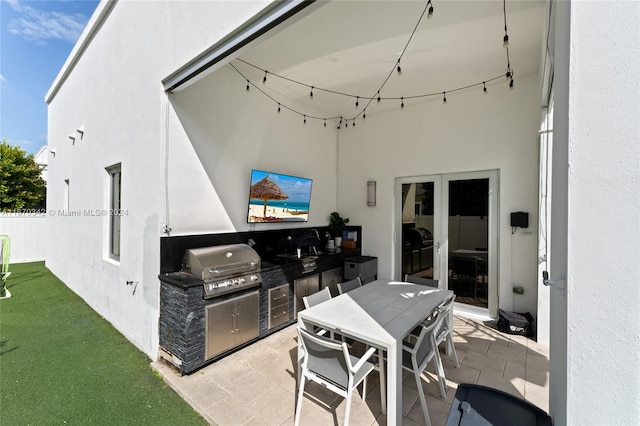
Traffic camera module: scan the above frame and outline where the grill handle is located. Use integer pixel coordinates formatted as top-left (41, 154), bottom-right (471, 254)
top-left (207, 262), bottom-right (259, 276)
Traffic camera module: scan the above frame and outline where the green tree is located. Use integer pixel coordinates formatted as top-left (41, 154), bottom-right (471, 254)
top-left (0, 140), bottom-right (46, 212)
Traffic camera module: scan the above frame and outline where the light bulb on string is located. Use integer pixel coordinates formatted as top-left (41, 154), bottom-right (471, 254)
top-left (355, 96), bottom-right (359, 108)
top-left (277, 103), bottom-right (281, 113)
top-left (310, 86), bottom-right (314, 99)
top-left (324, 119), bottom-right (327, 127)
top-left (345, 120), bottom-right (348, 128)
top-left (509, 77), bottom-right (514, 88)
top-left (377, 91), bottom-right (381, 102)
top-left (246, 80), bottom-right (250, 91)
top-left (503, 34), bottom-right (509, 48)
top-left (363, 109), bottom-right (367, 120)
top-left (483, 82), bottom-right (487, 93)
top-left (397, 60), bottom-right (402, 75)
top-left (427, 0), bottom-right (434, 19)
top-left (443, 92), bottom-right (447, 104)
top-left (401, 97), bottom-right (404, 108)
top-left (352, 120), bottom-right (356, 127)
top-left (303, 115), bottom-right (307, 124)
top-left (263, 71), bottom-right (268, 83)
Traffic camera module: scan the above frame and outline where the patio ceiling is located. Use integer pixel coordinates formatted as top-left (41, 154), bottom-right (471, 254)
top-left (231, 0), bottom-right (548, 120)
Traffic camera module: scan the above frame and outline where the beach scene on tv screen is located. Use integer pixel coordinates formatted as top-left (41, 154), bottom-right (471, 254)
top-left (248, 170), bottom-right (312, 223)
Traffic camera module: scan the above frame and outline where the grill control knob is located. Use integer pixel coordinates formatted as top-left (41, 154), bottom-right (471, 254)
top-left (250, 274), bottom-right (259, 281)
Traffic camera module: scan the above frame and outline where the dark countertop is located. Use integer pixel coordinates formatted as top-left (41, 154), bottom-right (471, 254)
top-left (159, 248), bottom-right (362, 289)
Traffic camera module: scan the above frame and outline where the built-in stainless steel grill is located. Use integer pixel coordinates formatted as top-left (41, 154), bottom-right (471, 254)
top-left (181, 244), bottom-right (262, 298)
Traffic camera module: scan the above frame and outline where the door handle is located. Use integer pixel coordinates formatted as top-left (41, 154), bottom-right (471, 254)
top-left (231, 314), bottom-right (236, 334)
top-left (235, 311), bottom-right (240, 332)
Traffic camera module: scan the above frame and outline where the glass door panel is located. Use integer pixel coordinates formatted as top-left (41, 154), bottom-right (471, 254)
top-left (446, 178), bottom-right (489, 308)
top-left (401, 182), bottom-right (436, 280)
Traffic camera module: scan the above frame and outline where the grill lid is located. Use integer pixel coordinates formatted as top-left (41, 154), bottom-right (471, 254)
top-left (181, 243), bottom-right (261, 282)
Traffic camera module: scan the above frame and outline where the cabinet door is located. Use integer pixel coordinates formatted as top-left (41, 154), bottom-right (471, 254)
top-left (321, 267), bottom-right (343, 297)
top-left (294, 274), bottom-right (319, 319)
top-left (205, 298), bottom-right (237, 359)
top-left (235, 291), bottom-right (260, 344)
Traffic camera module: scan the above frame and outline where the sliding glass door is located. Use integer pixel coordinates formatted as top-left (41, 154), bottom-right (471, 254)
top-left (396, 170), bottom-right (498, 315)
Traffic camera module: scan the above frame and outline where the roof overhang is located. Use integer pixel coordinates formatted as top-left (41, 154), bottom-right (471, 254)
top-left (162, 0), bottom-right (323, 93)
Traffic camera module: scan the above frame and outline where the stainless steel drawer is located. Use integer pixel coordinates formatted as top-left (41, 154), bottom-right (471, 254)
top-left (269, 285), bottom-right (289, 305)
top-left (268, 285), bottom-right (289, 329)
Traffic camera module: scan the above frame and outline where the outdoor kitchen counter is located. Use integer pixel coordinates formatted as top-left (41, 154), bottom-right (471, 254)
top-left (158, 248), bottom-right (363, 374)
top-left (158, 247), bottom-right (361, 289)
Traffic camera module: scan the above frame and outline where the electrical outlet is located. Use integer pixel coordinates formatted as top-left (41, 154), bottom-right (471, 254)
top-left (513, 286), bottom-right (524, 294)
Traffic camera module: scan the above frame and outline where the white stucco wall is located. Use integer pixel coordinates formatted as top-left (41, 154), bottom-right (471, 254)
top-left (551, 1), bottom-right (640, 424)
top-left (166, 65), bottom-right (339, 236)
top-left (46, 0), bottom-right (272, 358)
top-left (337, 73), bottom-right (542, 317)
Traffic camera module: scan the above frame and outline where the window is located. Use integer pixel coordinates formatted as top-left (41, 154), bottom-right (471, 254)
top-left (107, 164), bottom-right (121, 260)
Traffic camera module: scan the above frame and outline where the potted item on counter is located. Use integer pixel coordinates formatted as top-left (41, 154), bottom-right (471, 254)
top-left (328, 212), bottom-right (349, 247)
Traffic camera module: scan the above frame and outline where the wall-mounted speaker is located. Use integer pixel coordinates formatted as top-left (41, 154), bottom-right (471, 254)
top-left (510, 212), bottom-right (529, 228)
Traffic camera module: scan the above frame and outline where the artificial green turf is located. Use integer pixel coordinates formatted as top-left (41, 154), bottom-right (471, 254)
top-left (0, 262), bottom-right (207, 425)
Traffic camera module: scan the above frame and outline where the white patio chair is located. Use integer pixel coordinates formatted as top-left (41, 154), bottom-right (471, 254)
top-left (337, 276), bottom-right (362, 294)
top-left (404, 274), bottom-right (439, 288)
top-left (302, 286), bottom-right (333, 338)
top-left (336, 275), bottom-right (386, 413)
top-left (401, 309), bottom-right (449, 426)
top-left (302, 286), bottom-right (332, 309)
top-left (434, 294), bottom-right (460, 368)
top-left (294, 327), bottom-right (378, 426)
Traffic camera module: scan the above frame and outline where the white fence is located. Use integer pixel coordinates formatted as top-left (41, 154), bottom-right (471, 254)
top-left (0, 214), bottom-right (47, 263)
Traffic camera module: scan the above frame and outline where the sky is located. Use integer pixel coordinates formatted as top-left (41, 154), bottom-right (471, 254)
top-left (1, 0), bottom-right (100, 155)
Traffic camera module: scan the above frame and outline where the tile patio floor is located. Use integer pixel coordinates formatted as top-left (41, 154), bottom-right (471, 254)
top-left (151, 315), bottom-right (549, 425)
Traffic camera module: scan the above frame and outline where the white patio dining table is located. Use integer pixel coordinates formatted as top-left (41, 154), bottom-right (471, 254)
top-left (297, 279), bottom-right (453, 425)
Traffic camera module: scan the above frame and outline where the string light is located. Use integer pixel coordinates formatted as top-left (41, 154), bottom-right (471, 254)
top-left (502, 0), bottom-right (509, 48)
top-left (230, 0), bottom-right (513, 128)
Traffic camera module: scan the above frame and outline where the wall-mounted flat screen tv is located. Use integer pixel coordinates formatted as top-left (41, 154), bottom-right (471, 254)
top-left (247, 169), bottom-right (312, 223)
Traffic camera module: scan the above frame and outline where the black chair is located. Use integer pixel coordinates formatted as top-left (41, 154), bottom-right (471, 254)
top-left (446, 383), bottom-right (552, 426)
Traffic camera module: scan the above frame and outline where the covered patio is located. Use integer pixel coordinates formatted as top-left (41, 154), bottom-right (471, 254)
top-left (152, 315), bottom-right (549, 425)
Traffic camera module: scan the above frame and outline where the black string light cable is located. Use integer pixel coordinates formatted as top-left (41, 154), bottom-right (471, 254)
top-left (503, 0), bottom-right (515, 88)
top-left (230, 0), bottom-right (514, 126)
top-left (230, 63), bottom-right (342, 124)
top-left (234, 0), bottom-right (434, 117)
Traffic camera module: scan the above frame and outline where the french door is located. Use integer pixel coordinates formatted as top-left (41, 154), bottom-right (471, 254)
top-left (396, 170), bottom-right (498, 316)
